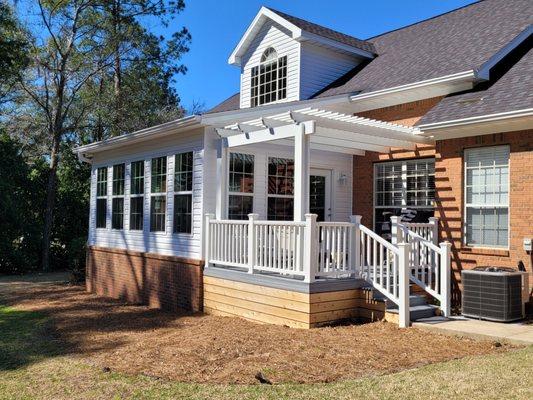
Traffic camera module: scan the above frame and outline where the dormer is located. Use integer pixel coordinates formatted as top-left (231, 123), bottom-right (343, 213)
top-left (229, 7), bottom-right (376, 109)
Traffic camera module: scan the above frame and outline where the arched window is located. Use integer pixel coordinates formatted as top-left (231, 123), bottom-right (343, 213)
top-left (251, 47), bottom-right (287, 107)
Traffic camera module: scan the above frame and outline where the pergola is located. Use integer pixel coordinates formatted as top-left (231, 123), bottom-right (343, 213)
top-left (212, 107), bottom-right (433, 221)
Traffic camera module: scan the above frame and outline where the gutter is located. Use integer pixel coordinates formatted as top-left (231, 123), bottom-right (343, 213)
top-left (418, 108), bottom-right (533, 131)
top-left (75, 115), bottom-right (202, 162)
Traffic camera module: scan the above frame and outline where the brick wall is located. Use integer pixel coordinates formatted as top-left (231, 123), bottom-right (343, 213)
top-left (86, 246), bottom-right (204, 312)
top-left (435, 130), bottom-right (533, 304)
top-left (352, 98), bottom-right (439, 226)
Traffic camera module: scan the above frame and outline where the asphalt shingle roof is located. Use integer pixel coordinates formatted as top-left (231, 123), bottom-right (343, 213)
top-left (266, 7), bottom-right (376, 55)
top-left (418, 45), bottom-right (533, 125)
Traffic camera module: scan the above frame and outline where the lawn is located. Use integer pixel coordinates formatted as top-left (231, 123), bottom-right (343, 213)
top-left (0, 274), bottom-right (531, 399)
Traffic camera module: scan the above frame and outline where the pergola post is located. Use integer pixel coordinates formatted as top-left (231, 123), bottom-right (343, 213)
top-left (293, 123), bottom-right (311, 222)
top-left (215, 140), bottom-right (228, 220)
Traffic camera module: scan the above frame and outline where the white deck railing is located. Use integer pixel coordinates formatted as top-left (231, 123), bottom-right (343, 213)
top-left (205, 213), bottom-right (451, 327)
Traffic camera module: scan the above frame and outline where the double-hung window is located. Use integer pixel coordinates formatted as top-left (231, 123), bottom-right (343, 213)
top-left (228, 153), bottom-right (254, 220)
top-left (173, 152), bottom-right (193, 233)
top-left (374, 159), bottom-right (435, 236)
top-left (96, 167), bottom-right (108, 228)
top-left (111, 164), bottom-right (125, 229)
top-left (129, 160), bottom-right (144, 231)
top-left (267, 157), bottom-right (294, 221)
top-left (465, 146), bottom-right (509, 248)
top-left (251, 47), bottom-right (287, 107)
top-left (150, 156), bottom-right (167, 232)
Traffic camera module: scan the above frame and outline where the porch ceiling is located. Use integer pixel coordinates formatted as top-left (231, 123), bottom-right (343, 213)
top-left (215, 107), bottom-right (433, 154)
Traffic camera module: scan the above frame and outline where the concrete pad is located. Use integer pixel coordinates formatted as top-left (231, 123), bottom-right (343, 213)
top-left (413, 316), bottom-right (533, 345)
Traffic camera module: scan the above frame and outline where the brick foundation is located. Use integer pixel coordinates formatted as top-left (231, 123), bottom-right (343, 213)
top-left (86, 246), bottom-right (204, 312)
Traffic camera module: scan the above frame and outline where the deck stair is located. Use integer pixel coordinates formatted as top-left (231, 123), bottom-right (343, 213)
top-left (364, 286), bottom-right (439, 321)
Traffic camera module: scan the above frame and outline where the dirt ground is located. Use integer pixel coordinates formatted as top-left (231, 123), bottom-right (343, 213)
top-left (0, 275), bottom-right (516, 384)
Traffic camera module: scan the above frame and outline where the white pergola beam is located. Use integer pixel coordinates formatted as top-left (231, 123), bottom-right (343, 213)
top-left (315, 126), bottom-right (417, 149)
top-left (222, 121), bottom-right (315, 148)
top-left (311, 135), bottom-right (390, 153)
top-left (275, 139), bottom-right (366, 155)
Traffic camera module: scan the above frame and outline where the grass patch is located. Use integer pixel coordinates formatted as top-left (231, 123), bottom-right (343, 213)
top-left (0, 347), bottom-right (531, 400)
top-left (0, 305), bottom-right (58, 370)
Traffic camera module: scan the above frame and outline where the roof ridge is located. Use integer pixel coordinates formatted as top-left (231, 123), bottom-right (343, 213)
top-left (366, 0), bottom-right (483, 41)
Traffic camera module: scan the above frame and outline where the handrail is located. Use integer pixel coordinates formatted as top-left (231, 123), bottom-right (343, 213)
top-left (359, 224), bottom-right (399, 254)
top-left (401, 226), bottom-right (441, 253)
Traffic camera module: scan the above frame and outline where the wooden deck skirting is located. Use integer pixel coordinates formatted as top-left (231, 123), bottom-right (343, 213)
top-left (203, 275), bottom-right (391, 328)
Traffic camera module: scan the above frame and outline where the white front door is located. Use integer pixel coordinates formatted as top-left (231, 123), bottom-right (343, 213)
top-left (309, 169), bottom-right (332, 222)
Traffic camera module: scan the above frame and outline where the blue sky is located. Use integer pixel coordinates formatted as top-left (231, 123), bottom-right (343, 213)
top-left (160, 0), bottom-right (477, 112)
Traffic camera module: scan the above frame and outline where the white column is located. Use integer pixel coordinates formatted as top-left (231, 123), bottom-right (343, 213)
top-left (398, 241), bottom-right (411, 328)
top-left (390, 216), bottom-right (403, 245)
top-left (440, 241), bottom-right (452, 317)
top-left (293, 123), bottom-right (310, 222)
top-left (350, 215), bottom-right (362, 276)
top-left (303, 213), bottom-right (318, 283)
top-left (247, 213), bottom-right (259, 274)
top-left (215, 140), bottom-right (228, 220)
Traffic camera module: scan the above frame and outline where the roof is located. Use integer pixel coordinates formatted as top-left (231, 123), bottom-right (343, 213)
top-left (316, 0), bottom-right (532, 98)
top-left (418, 44), bottom-right (533, 126)
top-left (209, 0), bottom-right (532, 114)
top-left (266, 7), bottom-right (376, 54)
top-left (207, 92), bottom-right (240, 114)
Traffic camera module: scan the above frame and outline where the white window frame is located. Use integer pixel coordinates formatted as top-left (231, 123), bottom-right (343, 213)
top-left (95, 166), bottom-right (108, 230)
top-left (373, 158), bottom-right (436, 227)
top-left (267, 156), bottom-right (295, 221)
top-left (227, 152), bottom-right (255, 220)
top-left (173, 151), bottom-right (194, 235)
top-left (111, 163), bottom-right (125, 230)
top-left (149, 155), bottom-right (168, 233)
top-left (463, 145), bottom-right (510, 249)
top-left (129, 159), bottom-right (145, 232)
top-left (250, 47), bottom-right (288, 108)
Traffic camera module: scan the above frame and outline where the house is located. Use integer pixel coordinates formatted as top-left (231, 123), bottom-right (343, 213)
top-left (76, 0), bottom-right (533, 328)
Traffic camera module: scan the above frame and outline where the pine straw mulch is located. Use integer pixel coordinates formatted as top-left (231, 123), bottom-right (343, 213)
top-left (0, 277), bottom-right (517, 385)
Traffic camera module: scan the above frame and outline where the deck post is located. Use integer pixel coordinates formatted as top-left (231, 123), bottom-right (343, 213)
top-left (350, 215), bottom-right (362, 277)
top-left (390, 216), bottom-right (403, 245)
top-left (304, 213), bottom-right (318, 283)
top-left (440, 241), bottom-right (452, 317)
top-left (204, 213), bottom-right (215, 268)
top-left (215, 140), bottom-right (228, 219)
top-left (293, 123), bottom-right (311, 222)
top-left (248, 213), bottom-right (259, 274)
top-left (429, 217), bottom-right (439, 245)
top-left (398, 242), bottom-right (410, 328)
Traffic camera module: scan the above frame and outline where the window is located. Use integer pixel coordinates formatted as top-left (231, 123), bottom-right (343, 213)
top-left (96, 167), bottom-right (107, 228)
top-left (251, 48), bottom-right (287, 107)
top-left (374, 159), bottom-right (435, 237)
top-left (150, 156), bottom-right (167, 232)
top-left (173, 152), bottom-right (193, 233)
top-left (129, 160), bottom-right (144, 230)
top-left (228, 153), bottom-right (254, 220)
top-left (268, 157), bottom-right (294, 220)
top-left (465, 146), bottom-right (509, 248)
top-left (111, 164), bottom-right (125, 229)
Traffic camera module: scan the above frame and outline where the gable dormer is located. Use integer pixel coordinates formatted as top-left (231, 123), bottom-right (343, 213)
top-left (229, 7), bottom-right (376, 109)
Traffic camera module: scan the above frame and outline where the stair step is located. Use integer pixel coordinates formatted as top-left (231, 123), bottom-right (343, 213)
top-left (386, 304), bottom-right (438, 321)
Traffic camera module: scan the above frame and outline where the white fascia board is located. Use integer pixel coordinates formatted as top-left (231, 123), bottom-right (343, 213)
top-left (200, 93), bottom-right (354, 126)
top-left (476, 25), bottom-right (533, 80)
top-left (418, 108), bottom-right (533, 132)
top-left (75, 115), bottom-right (202, 161)
top-left (228, 7), bottom-right (302, 66)
top-left (349, 70), bottom-right (479, 103)
top-left (297, 31), bottom-right (375, 59)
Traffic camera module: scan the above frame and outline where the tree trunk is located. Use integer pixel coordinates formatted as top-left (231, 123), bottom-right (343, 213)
top-left (41, 131), bottom-right (61, 271)
top-left (112, 0), bottom-right (122, 136)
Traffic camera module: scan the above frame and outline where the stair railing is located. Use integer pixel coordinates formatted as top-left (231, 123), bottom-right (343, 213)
top-left (391, 216), bottom-right (451, 317)
top-left (352, 216), bottom-right (410, 328)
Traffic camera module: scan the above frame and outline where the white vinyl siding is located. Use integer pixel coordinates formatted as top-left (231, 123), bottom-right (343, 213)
top-left (88, 128), bottom-right (205, 259)
top-left (299, 43), bottom-right (362, 99)
top-left (240, 20), bottom-right (300, 108)
top-left (464, 145), bottom-right (510, 248)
